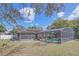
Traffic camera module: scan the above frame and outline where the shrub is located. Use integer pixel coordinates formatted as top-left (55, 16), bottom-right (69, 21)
top-left (0, 39), bottom-right (11, 47)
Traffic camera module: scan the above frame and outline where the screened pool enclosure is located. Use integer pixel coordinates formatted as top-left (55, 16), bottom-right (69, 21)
top-left (47, 28), bottom-right (75, 43)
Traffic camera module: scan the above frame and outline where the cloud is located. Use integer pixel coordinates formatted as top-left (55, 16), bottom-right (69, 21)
top-left (19, 7), bottom-right (35, 22)
top-left (57, 12), bottom-right (64, 17)
top-left (67, 5), bottom-right (79, 20)
top-left (67, 14), bottom-right (76, 20)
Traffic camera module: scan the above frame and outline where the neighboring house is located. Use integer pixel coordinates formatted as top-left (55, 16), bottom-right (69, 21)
top-left (0, 34), bottom-right (13, 40)
top-left (0, 32), bottom-right (13, 40)
top-left (0, 30), bottom-right (13, 40)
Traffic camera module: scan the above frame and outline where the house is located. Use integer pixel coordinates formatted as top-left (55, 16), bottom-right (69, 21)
top-left (0, 31), bottom-right (13, 40)
top-left (15, 29), bottom-right (51, 41)
top-left (15, 27), bottom-right (75, 43)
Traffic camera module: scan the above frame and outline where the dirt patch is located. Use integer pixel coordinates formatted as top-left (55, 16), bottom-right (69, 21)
top-left (1, 40), bottom-right (79, 56)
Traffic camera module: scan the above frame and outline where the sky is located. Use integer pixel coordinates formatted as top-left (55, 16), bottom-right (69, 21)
top-left (1, 3), bottom-right (79, 30)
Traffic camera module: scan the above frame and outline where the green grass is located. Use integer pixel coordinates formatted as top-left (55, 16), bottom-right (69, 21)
top-left (1, 40), bottom-right (79, 56)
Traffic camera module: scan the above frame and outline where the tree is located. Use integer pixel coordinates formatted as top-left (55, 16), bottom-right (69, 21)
top-left (0, 4), bottom-right (21, 22)
top-left (0, 24), bottom-right (5, 32)
top-left (47, 18), bottom-right (79, 39)
top-left (73, 19), bottom-right (79, 39)
top-left (47, 18), bottom-right (67, 29)
top-left (66, 20), bottom-right (77, 28)
top-left (27, 25), bottom-right (43, 30)
top-left (0, 4), bottom-right (23, 29)
top-left (11, 25), bottom-right (25, 35)
top-left (0, 3), bottom-right (64, 29)
top-left (31, 3), bottom-right (63, 16)
top-left (47, 18), bottom-right (78, 29)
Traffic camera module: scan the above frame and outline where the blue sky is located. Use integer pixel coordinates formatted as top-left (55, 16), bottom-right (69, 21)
top-left (1, 3), bottom-right (79, 30)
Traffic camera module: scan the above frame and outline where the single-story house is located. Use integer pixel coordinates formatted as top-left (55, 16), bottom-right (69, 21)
top-left (15, 28), bottom-right (75, 43)
top-left (0, 32), bottom-right (13, 40)
top-left (15, 29), bottom-right (51, 41)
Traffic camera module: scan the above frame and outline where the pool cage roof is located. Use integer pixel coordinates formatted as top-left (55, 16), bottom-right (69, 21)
top-left (44, 27), bottom-right (74, 32)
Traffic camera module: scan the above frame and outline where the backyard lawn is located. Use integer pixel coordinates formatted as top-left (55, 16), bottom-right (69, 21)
top-left (0, 40), bottom-right (79, 56)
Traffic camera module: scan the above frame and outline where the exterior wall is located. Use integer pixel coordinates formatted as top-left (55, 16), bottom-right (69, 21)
top-left (16, 32), bottom-right (51, 41)
top-left (17, 33), bottom-right (36, 40)
top-left (0, 35), bottom-right (13, 39)
top-left (37, 33), bottom-right (49, 39)
top-left (37, 32), bottom-right (52, 41)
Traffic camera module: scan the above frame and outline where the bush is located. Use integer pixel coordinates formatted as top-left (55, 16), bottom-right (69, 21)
top-left (0, 39), bottom-right (11, 47)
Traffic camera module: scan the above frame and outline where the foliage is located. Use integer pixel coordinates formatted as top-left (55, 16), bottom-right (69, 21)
top-left (45, 3), bottom-right (63, 16)
top-left (11, 25), bottom-right (25, 35)
top-left (0, 4), bottom-right (22, 24)
top-left (0, 39), bottom-right (11, 47)
top-left (47, 18), bottom-right (79, 38)
top-left (31, 3), bottom-right (63, 16)
top-left (27, 25), bottom-right (43, 30)
top-left (48, 18), bottom-right (78, 29)
top-left (0, 25), bottom-right (5, 32)
top-left (47, 18), bottom-right (67, 29)
top-left (0, 3), bottom-right (63, 29)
